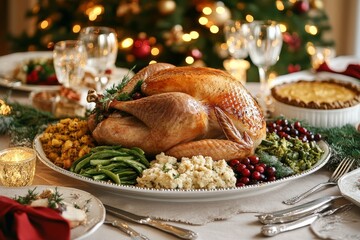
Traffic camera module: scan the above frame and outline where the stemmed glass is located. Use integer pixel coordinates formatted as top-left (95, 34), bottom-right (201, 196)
top-left (53, 40), bottom-right (87, 89)
top-left (79, 26), bottom-right (118, 92)
top-left (246, 21), bottom-right (283, 112)
top-left (224, 20), bottom-right (249, 60)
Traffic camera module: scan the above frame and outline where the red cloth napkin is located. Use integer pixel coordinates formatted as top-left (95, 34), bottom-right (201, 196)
top-left (0, 196), bottom-right (70, 240)
top-left (316, 62), bottom-right (360, 79)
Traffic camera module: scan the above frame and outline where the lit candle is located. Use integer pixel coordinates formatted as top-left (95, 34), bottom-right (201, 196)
top-left (0, 147), bottom-right (36, 187)
top-left (223, 59), bottom-right (250, 85)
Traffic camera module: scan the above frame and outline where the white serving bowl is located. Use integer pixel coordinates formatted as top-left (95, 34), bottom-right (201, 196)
top-left (272, 99), bottom-right (360, 128)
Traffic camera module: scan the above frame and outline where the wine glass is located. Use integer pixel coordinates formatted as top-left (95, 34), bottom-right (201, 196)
top-left (246, 21), bottom-right (283, 112)
top-left (79, 26), bottom-right (118, 92)
top-left (224, 20), bottom-right (249, 60)
top-left (53, 40), bottom-right (87, 88)
top-left (223, 20), bottom-right (250, 84)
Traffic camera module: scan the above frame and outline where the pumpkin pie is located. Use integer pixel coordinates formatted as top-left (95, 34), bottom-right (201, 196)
top-left (271, 80), bottom-right (360, 110)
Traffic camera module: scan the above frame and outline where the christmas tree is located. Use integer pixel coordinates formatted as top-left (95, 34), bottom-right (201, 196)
top-left (9, 0), bottom-right (333, 81)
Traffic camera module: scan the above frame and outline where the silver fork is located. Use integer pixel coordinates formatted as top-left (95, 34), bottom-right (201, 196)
top-left (283, 157), bottom-right (355, 205)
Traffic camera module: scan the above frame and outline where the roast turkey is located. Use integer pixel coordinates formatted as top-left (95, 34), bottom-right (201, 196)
top-left (87, 63), bottom-right (266, 161)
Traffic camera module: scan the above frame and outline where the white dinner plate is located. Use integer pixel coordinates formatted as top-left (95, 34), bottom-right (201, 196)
top-left (338, 167), bottom-right (360, 207)
top-left (0, 185), bottom-right (105, 240)
top-left (0, 51), bottom-right (131, 92)
top-left (311, 204), bottom-right (360, 240)
top-left (34, 135), bottom-right (331, 202)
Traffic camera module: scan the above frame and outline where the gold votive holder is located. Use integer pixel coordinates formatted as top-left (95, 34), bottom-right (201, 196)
top-left (0, 147), bottom-right (36, 187)
top-left (223, 59), bottom-right (250, 85)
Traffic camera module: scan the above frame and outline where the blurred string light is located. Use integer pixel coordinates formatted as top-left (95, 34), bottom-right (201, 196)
top-left (305, 24), bottom-right (318, 35)
top-left (39, 19), bottom-right (50, 29)
top-left (86, 5), bottom-right (104, 21)
top-left (72, 24), bottom-right (81, 33)
top-left (276, 0), bottom-right (285, 11)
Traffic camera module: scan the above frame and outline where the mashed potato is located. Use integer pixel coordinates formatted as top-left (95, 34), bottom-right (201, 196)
top-left (136, 153), bottom-right (236, 190)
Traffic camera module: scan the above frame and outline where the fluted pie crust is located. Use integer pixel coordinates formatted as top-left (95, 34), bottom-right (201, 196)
top-left (271, 80), bottom-right (360, 110)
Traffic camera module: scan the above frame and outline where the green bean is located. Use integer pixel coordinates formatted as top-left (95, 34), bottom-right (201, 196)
top-left (121, 159), bottom-right (147, 174)
top-left (70, 152), bottom-right (92, 172)
top-left (96, 163), bottom-right (128, 171)
top-left (110, 156), bottom-right (136, 161)
top-left (119, 180), bottom-right (137, 185)
top-left (131, 147), bottom-right (145, 155)
top-left (92, 174), bottom-right (107, 180)
top-left (128, 149), bottom-right (150, 167)
top-left (98, 169), bottom-right (121, 184)
top-left (90, 159), bottom-right (113, 166)
top-left (90, 145), bottom-right (123, 153)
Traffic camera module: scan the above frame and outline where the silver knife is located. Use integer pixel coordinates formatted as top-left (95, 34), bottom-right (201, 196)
top-left (256, 195), bottom-right (342, 223)
top-left (104, 204), bottom-right (198, 240)
top-left (104, 219), bottom-right (150, 240)
top-left (261, 203), bottom-right (353, 236)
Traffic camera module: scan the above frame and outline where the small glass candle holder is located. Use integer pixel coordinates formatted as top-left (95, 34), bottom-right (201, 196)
top-left (0, 147), bottom-right (36, 187)
top-left (223, 59), bottom-right (250, 85)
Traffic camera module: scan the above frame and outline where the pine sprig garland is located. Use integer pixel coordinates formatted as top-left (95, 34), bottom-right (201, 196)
top-left (308, 124), bottom-right (360, 170)
top-left (0, 102), bottom-right (58, 147)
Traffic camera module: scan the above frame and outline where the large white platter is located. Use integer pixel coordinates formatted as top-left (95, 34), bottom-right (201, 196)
top-left (0, 51), bottom-right (130, 92)
top-left (34, 136), bottom-right (331, 202)
top-left (0, 185), bottom-right (105, 240)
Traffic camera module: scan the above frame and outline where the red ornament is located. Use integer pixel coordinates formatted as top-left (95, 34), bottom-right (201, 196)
top-left (283, 32), bottom-right (301, 52)
top-left (132, 38), bottom-right (151, 59)
top-left (293, 0), bottom-right (310, 14)
top-left (288, 64), bottom-right (301, 73)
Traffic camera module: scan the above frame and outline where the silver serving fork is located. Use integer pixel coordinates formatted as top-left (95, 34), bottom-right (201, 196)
top-left (283, 157), bottom-right (355, 205)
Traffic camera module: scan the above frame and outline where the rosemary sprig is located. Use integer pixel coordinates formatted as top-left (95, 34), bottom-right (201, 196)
top-left (14, 188), bottom-right (38, 205)
top-left (47, 187), bottom-right (64, 209)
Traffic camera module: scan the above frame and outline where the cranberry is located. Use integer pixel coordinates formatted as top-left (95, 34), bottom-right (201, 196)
top-left (247, 164), bottom-right (255, 171)
top-left (290, 128), bottom-right (299, 136)
top-left (268, 176), bottom-right (276, 181)
top-left (307, 134), bottom-right (315, 141)
top-left (229, 159), bottom-right (240, 167)
top-left (241, 168), bottom-right (251, 177)
top-left (236, 181), bottom-right (245, 187)
top-left (283, 126), bottom-right (291, 133)
top-left (248, 155), bottom-right (259, 165)
top-left (241, 158), bottom-right (250, 165)
top-left (257, 163), bottom-right (267, 169)
top-left (255, 165), bottom-right (265, 174)
top-left (266, 166), bottom-right (276, 176)
top-left (236, 163), bottom-right (247, 173)
top-left (278, 131), bottom-right (288, 139)
top-left (251, 171), bottom-right (262, 180)
top-left (294, 121), bottom-right (301, 129)
top-left (314, 133), bottom-right (322, 141)
top-left (267, 122), bottom-right (276, 129)
top-left (298, 127), bottom-right (308, 135)
top-left (239, 177), bottom-right (250, 184)
top-left (276, 125), bottom-right (283, 132)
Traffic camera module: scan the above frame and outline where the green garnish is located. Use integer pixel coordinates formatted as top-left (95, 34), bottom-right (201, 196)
top-left (13, 188), bottom-right (38, 205)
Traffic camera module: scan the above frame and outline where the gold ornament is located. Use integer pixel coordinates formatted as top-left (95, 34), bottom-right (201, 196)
top-left (158, 0), bottom-right (176, 15)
